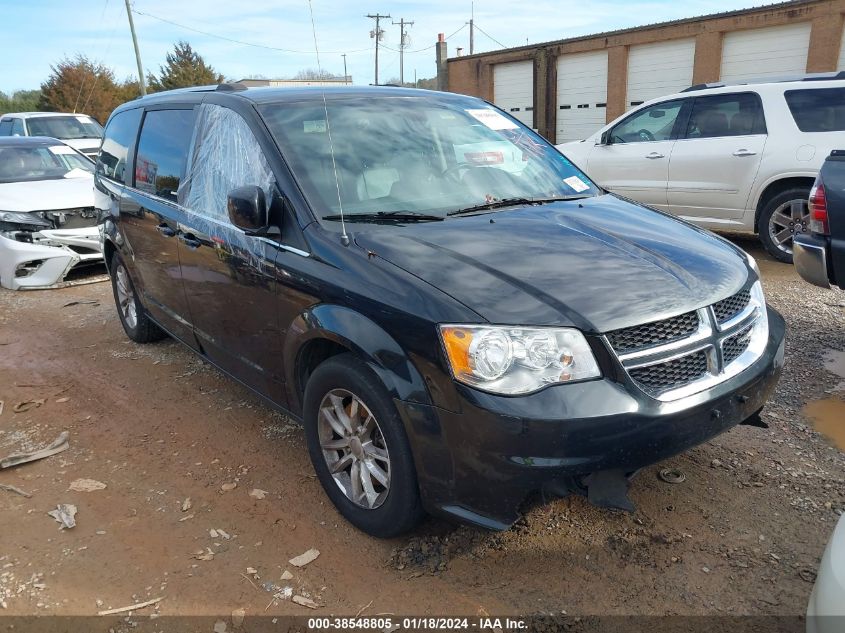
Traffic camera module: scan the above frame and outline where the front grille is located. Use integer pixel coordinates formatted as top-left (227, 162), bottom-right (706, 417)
top-left (629, 351), bottom-right (709, 394)
top-left (722, 325), bottom-right (752, 365)
top-left (713, 289), bottom-right (750, 323)
top-left (606, 311), bottom-right (698, 354)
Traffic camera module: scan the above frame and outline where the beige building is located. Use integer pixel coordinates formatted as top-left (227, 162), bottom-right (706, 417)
top-left (445, 0), bottom-right (845, 143)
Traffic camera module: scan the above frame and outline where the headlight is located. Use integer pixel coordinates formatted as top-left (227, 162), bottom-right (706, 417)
top-left (439, 324), bottom-right (601, 395)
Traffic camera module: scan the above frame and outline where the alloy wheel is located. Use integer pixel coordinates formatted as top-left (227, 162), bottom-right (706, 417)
top-left (317, 388), bottom-right (391, 509)
top-left (115, 265), bottom-right (138, 330)
top-left (767, 198), bottom-right (810, 256)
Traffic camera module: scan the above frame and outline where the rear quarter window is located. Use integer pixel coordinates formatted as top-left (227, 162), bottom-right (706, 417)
top-left (784, 88), bottom-right (845, 132)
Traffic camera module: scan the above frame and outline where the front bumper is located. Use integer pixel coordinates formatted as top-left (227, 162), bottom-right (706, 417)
top-left (0, 227), bottom-right (102, 290)
top-left (794, 233), bottom-right (833, 289)
top-left (397, 308), bottom-right (785, 530)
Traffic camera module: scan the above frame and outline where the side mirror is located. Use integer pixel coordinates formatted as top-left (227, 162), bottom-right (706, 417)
top-left (227, 185), bottom-right (267, 234)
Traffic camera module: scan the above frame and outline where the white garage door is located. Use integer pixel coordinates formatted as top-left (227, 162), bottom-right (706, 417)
top-left (721, 23), bottom-right (811, 82)
top-left (493, 61), bottom-right (534, 128)
top-left (555, 50), bottom-right (608, 143)
top-left (626, 39), bottom-right (695, 109)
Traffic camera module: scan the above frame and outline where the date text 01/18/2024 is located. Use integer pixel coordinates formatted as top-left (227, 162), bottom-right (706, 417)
top-left (307, 617), bottom-right (528, 631)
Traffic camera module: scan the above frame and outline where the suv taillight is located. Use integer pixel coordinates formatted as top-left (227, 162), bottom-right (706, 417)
top-left (809, 176), bottom-right (829, 235)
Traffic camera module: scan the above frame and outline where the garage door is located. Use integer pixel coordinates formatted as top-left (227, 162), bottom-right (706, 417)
top-left (626, 39), bottom-right (695, 109)
top-left (720, 23), bottom-right (811, 82)
top-left (555, 50), bottom-right (608, 143)
top-left (493, 61), bottom-right (534, 128)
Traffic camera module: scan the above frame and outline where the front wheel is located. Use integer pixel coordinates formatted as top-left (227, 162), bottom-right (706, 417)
top-left (758, 187), bottom-right (811, 263)
top-left (303, 354), bottom-right (424, 537)
top-left (109, 253), bottom-right (166, 343)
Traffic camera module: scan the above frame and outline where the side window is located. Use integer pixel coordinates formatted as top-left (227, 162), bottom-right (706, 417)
top-left (134, 109), bottom-right (196, 202)
top-left (610, 101), bottom-right (684, 144)
top-left (685, 93), bottom-right (766, 139)
top-left (785, 88), bottom-right (845, 132)
top-left (11, 119), bottom-right (25, 135)
top-left (178, 104), bottom-right (275, 223)
top-left (98, 108), bottom-right (142, 182)
top-left (0, 119), bottom-right (12, 135)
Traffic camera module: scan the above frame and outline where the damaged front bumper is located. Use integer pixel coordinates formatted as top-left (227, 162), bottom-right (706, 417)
top-left (396, 308), bottom-right (786, 530)
top-left (0, 226), bottom-right (102, 290)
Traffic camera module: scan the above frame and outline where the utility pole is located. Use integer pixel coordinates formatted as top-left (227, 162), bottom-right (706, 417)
top-left (341, 53), bottom-right (348, 84)
top-left (469, 1), bottom-right (474, 55)
top-left (392, 18), bottom-right (414, 85)
top-left (124, 0), bottom-right (146, 96)
top-left (366, 13), bottom-right (390, 85)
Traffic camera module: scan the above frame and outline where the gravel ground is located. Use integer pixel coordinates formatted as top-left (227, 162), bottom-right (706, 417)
top-left (0, 238), bottom-right (842, 626)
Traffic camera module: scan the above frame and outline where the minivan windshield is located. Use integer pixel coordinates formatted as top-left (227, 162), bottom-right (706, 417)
top-left (260, 96), bottom-right (599, 222)
top-left (26, 116), bottom-right (104, 140)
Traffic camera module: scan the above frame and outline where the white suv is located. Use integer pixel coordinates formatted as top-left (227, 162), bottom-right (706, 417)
top-left (557, 75), bottom-right (845, 262)
top-left (0, 112), bottom-right (103, 161)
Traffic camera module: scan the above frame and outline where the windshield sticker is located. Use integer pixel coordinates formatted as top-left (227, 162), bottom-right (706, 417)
top-left (303, 119), bottom-right (327, 134)
top-left (466, 109), bottom-right (518, 131)
top-left (47, 145), bottom-right (76, 155)
top-left (563, 175), bottom-right (590, 192)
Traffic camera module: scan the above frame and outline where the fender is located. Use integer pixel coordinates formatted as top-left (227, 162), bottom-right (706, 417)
top-left (283, 303), bottom-right (432, 416)
top-left (749, 170), bottom-right (818, 215)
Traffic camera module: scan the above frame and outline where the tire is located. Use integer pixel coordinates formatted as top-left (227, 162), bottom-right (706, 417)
top-left (109, 253), bottom-right (166, 344)
top-left (758, 187), bottom-right (811, 264)
top-left (303, 353), bottom-right (424, 537)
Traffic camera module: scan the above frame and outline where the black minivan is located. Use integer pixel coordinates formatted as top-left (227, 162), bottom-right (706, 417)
top-left (96, 84), bottom-right (785, 537)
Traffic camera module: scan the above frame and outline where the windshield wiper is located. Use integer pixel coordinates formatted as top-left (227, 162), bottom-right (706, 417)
top-left (447, 195), bottom-right (588, 216)
top-left (322, 211), bottom-right (444, 223)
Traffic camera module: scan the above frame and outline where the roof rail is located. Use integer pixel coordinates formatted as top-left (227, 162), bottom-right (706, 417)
top-left (216, 82), bottom-right (248, 92)
top-left (682, 71), bottom-right (845, 92)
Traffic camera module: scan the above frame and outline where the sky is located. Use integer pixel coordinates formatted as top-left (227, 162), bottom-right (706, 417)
top-left (1, 0), bottom-right (767, 94)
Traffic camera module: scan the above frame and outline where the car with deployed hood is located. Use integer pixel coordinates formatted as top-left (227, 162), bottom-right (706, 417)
top-left (0, 112), bottom-right (104, 161)
top-left (0, 136), bottom-right (101, 290)
top-left (97, 84), bottom-right (785, 537)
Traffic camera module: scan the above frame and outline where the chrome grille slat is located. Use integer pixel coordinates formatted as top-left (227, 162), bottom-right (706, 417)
top-left (629, 351), bottom-right (709, 394)
top-left (604, 285), bottom-right (766, 401)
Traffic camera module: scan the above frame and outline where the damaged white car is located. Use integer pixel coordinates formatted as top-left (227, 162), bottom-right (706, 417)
top-left (0, 136), bottom-right (101, 290)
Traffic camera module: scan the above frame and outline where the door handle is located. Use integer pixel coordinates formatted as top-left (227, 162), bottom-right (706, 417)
top-left (178, 234), bottom-right (202, 249)
top-left (645, 152), bottom-right (665, 159)
top-left (733, 149), bottom-right (757, 157)
top-left (156, 223), bottom-right (176, 237)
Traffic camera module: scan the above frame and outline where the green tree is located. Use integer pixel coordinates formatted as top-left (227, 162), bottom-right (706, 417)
top-left (38, 55), bottom-right (129, 123)
top-left (149, 41), bottom-right (224, 91)
top-left (0, 89), bottom-right (42, 113)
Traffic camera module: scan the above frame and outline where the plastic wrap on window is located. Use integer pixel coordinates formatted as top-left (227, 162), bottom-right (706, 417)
top-left (177, 103), bottom-right (276, 265)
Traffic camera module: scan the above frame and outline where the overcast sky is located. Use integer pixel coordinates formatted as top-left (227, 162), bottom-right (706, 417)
top-left (2, 0), bottom-right (764, 93)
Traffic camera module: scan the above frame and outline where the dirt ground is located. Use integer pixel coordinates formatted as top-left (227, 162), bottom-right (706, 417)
top-left (0, 238), bottom-right (843, 624)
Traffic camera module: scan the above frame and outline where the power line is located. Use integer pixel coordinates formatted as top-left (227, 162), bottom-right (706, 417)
top-left (381, 23), bottom-right (467, 54)
top-left (472, 23), bottom-right (508, 49)
top-left (131, 8), bottom-right (374, 55)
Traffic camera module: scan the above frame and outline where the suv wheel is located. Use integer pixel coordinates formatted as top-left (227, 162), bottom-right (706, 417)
top-left (759, 187), bottom-right (811, 263)
top-left (109, 253), bottom-right (166, 343)
top-left (303, 354), bottom-right (424, 537)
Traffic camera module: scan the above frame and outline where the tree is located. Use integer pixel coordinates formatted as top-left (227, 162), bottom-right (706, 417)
top-left (149, 41), bottom-right (224, 91)
top-left (0, 89), bottom-right (42, 113)
top-left (294, 68), bottom-right (339, 80)
top-left (38, 55), bottom-right (130, 123)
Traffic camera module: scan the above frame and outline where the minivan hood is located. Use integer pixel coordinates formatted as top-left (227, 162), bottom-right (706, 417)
top-left (354, 194), bottom-right (750, 333)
